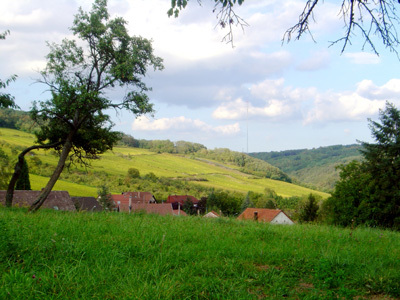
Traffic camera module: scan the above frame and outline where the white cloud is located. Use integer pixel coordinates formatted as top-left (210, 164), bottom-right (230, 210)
top-left (213, 78), bottom-right (318, 121)
top-left (132, 116), bottom-right (240, 136)
top-left (213, 97), bottom-right (292, 120)
top-left (304, 92), bottom-right (385, 124)
top-left (356, 79), bottom-right (400, 99)
top-left (344, 52), bottom-right (381, 64)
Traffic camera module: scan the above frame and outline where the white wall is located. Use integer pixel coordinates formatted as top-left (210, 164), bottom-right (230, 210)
top-left (271, 212), bottom-right (294, 225)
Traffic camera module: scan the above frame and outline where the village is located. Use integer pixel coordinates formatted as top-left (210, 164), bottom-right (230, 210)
top-left (0, 190), bottom-right (294, 225)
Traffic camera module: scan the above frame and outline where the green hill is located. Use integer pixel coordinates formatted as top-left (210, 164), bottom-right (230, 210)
top-left (0, 128), bottom-right (329, 202)
top-left (250, 145), bottom-right (363, 192)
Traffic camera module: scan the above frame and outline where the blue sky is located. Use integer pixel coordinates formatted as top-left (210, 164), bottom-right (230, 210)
top-left (2, 0), bottom-right (400, 152)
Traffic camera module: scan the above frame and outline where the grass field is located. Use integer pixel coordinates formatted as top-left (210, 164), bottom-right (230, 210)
top-left (1, 207), bottom-right (399, 299)
top-left (0, 128), bottom-right (329, 199)
top-left (29, 174), bottom-right (99, 197)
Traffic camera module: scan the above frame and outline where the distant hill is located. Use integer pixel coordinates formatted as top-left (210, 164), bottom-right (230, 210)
top-left (249, 144), bottom-right (363, 192)
top-left (0, 127), bottom-right (329, 201)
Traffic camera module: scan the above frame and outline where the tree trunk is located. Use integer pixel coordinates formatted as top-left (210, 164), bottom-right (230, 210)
top-left (29, 137), bottom-right (74, 213)
top-left (5, 142), bottom-right (62, 208)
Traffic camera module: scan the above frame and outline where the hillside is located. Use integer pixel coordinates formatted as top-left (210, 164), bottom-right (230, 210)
top-left (0, 128), bottom-right (329, 203)
top-left (250, 145), bottom-right (363, 192)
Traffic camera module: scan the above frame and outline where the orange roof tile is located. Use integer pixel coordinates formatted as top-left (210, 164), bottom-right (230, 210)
top-left (237, 208), bottom-right (288, 223)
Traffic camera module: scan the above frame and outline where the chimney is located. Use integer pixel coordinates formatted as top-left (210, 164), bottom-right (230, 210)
top-left (254, 211), bottom-right (258, 221)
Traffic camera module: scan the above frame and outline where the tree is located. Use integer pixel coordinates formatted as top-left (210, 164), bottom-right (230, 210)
top-left (169, 0), bottom-right (400, 55)
top-left (97, 184), bottom-right (113, 211)
top-left (298, 193), bottom-right (319, 223)
top-left (326, 102), bottom-right (400, 229)
top-left (15, 158), bottom-right (31, 190)
top-left (321, 161), bottom-right (370, 226)
top-left (240, 192), bottom-right (253, 212)
top-left (0, 149), bottom-right (11, 190)
top-left (359, 102), bottom-right (400, 228)
top-left (26, 0), bottom-right (163, 212)
top-left (127, 168), bottom-right (141, 179)
top-left (183, 198), bottom-right (195, 215)
top-left (0, 31), bottom-right (18, 109)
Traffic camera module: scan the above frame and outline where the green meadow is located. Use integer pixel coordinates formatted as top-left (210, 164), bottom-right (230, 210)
top-left (0, 128), bottom-right (329, 199)
top-left (1, 207), bottom-right (399, 299)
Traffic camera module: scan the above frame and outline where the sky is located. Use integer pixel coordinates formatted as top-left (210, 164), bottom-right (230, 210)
top-left (2, 0), bottom-right (400, 152)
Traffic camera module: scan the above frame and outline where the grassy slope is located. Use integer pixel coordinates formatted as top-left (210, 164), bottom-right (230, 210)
top-left (0, 128), bottom-right (329, 198)
top-left (1, 208), bottom-right (399, 299)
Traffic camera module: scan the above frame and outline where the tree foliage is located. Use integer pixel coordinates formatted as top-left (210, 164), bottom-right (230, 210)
top-left (15, 158), bottom-right (31, 190)
top-left (25, 0), bottom-right (163, 212)
top-left (298, 193), bottom-right (319, 223)
top-left (0, 149), bottom-right (11, 190)
top-left (326, 103), bottom-right (400, 230)
top-left (0, 31), bottom-right (18, 109)
top-left (97, 184), bottom-right (113, 211)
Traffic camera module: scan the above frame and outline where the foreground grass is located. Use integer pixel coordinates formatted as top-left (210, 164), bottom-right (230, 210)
top-left (1, 208), bottom-right (399, 299)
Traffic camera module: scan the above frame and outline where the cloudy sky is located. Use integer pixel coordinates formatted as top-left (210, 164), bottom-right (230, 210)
top-left (2, 0), bottom-right (400, 152)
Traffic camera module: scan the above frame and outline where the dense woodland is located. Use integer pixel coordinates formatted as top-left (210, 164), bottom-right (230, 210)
top-left (251, 145), bottom-right (363, 191)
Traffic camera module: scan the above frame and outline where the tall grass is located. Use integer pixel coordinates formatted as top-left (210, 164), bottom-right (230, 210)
top-left (1, 207), bottom-right (399, 299)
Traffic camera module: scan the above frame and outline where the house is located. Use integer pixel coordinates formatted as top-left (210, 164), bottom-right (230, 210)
top-left (237, 208), bottom-right (294, 225)
top-left (0, 190), bottom-right (76, 211)
top-left (72, 197), bottom-right (102, 212)
top-left (204, 211), bottom-right (220, 218)
top-left (130, 203), bottom-right (179, 216)
top-left (111, 191), bottom-right (156, 210)
top-left (167, 195), bottom-right (199, 210)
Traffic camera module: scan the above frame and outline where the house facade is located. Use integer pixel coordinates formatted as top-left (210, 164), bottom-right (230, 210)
top-left (237, 208), bottom-right (294, 225)
top-left (166, 195), bottom-right (199, 210)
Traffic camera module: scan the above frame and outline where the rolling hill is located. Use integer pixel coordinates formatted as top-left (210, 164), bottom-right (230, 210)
top-left (250, 144), bottom-right (363, 192)
top-left (0, 128), bottom-right (329, 200)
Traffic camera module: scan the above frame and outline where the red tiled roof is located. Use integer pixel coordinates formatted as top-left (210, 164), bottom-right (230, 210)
top-left (166, 195), bottom-right (199, 204)
top-left (111, 192), bottom-right (156, 206)
top-left (0, 190), bottom-right (76, 211)
top-left (127, 203), bottom-right (174, 215)
top-left (237, 208), bottom-right (287, 223)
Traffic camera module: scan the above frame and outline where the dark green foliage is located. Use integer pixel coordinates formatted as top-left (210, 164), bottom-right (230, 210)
top-left (206, 190), bottom-right (241, 216)
top-left (97, 185), bottom-right (113, 211)
top-left (240, 192), bottom-right (253, 212)
top-left (182, 198), bottom-right (195, 215)
top-left (0, 31), bottom-right (19, 110)
top-left (326, 103), bottom-right (400, 230)
top-left (265, 199), bottom-right (276, 209)
top-left (127, 168), bottom-right (140, 179)
top-left (322, 161), bottom-right (371, 227)
top-left (251, 144), bottom-right (363, 191)
top-left (15, 158), bottom-right (31, 190)
top-left (0, 149), bottom-right (11, 189)
top-left (298, 194), bottom-right (319, 223)
top-left (196, 148), bottom-right (292, 182)
top-left (143, 172), bottom-right (158, 182)
top-left (0, 109), bottom-right (36, 132)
